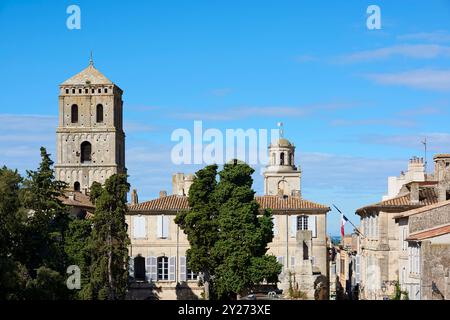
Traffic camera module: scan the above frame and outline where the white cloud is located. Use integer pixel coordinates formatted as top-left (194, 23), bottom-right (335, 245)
top-left (365, 69), bottom-right (450, 91)
top-left (398, 31), bottom-right (450, 43)
top-left (172, 102), bottom-right (356, 121)
top-left (339, 44), bottom-right (450, 63)
top-left (361, 132), bottom-right (450, 152)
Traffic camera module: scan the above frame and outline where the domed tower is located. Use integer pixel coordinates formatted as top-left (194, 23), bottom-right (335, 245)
top-left (263, 137), bottom-right (302, 196)
top-left (55, 57), bottom-right (126, 193)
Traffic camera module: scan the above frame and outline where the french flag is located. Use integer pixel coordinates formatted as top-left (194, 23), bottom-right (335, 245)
top-left (341, 213), bottom-right (348, 239)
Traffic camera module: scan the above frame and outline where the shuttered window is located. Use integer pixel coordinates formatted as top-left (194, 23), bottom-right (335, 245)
top-left (157, 215), bottom-right (169, 239)
top-left (133, 215), bottom-right (146, 239)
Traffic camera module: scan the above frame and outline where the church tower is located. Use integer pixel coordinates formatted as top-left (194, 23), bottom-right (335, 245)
top-left (263, 135), bottom-right (301, 197)
top-left (55, 57), bottom-right (126, 193)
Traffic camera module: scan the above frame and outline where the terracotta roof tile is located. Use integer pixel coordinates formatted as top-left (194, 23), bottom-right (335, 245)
top-left (394, 199), bottom-right (450, 219)
top-left (128, 194), bottom-right (329, 212)
top-left (60, 191), bottom-right (95, 209)
top-left (356, 188), bottom-right (438, 214)
top-left (407, 224), bottom-right (450, 241)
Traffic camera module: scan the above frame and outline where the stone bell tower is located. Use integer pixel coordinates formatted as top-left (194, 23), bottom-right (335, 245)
top-left (263, 125), bottom-right (301, 196)
top-left (55, 56), bottom-right (126, 193)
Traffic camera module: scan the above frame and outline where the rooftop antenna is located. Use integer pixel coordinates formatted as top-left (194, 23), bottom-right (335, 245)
top-left (422, 137), bottom-right (427, 173)
top-left (277, 122), bottom-right (284, 138)
top-left (89, 51), bottom-right (94, 67)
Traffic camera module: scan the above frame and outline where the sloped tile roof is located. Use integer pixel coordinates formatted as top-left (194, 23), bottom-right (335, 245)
top-left (61, 65), bottom-right (113, 85)
top-left (407, 224), bottom-right (450, 241)
top-left (128, 194), bottom-right (329, 213)
top-left (60, 191), bottom-right (95, 209)
top-left (394, 199), bottom-right (450, 219)
top-left (356, 188), bottom-right (438, 215)
top-left (255, 195), bottom-right (329, 211)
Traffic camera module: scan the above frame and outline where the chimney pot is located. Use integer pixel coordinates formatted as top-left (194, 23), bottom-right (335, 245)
top-left (159, 190), bottom-right (167, 198)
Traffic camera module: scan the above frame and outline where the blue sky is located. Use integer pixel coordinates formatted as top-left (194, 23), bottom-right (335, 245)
top-left (1, 0), bottom-right (450, 236)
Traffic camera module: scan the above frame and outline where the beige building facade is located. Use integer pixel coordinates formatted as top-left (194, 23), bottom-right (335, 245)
top-left (127, 138), bottom-right (330, 299)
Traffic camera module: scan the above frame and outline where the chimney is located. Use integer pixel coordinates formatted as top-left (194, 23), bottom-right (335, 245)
top-left (159, 190), bottom-right (167, 198)
top-left (410, 182), bottom-right (420, 204)
top-left (131, 189), bottom-right (139, 205)
top-left (291, 190), bottom-right (301, 198)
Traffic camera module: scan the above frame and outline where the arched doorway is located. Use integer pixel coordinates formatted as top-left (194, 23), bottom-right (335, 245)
top-left (80, 141), bottom-right (92, 163)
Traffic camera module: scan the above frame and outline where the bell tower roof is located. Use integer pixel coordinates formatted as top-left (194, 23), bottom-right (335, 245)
top-left (271, 138), bottom-right (293, 148)
top-left (61, 62), bottom-right (114, 86)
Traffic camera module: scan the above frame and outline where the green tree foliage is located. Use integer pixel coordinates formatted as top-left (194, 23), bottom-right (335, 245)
top-left (83, 174), bottom-right (130, 300)
top-left (20, 147), bottom-right (69, 275)
top-left (176, 161), bottom-right (282, 300)
top-left (0, 167), bottom-right (28, 299)
top-left (64, 218), bottom-right (93, 299)
top-left (175, 164), bottom-right (219, 299)
top-left (213, 161), bottom-right (281, 299)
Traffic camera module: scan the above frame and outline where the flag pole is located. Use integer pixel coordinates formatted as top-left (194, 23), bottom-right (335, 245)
top-left (332, 204), bottom-right (365, 238)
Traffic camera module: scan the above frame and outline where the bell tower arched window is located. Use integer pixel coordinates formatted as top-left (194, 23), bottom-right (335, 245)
top-left (71, 104), bottom-right (78, 123)
top-left (74, 181), bottom-right (80, 192)
top-left (80, 141), bottom-right (92, 163)
top-left (280, 152), bottom-right (285, 165)
top-left (96, 104), bottom-right (104, 123)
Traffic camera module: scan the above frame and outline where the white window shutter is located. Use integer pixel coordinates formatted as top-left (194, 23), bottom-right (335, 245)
top-left (157, 216), bottom-right (163, 238)
top-left (277, 256), bottom-right (284, 268)
top-left (169, 256), bottom-right (176, 281)
top-left (290, 256), bottom-right (295, 268)
top-left (309, 215), bottom-right (317, 238)
top-left (272, 216), bottom-right (278, 236)
top-left (290, 215), bottom-right (297, 237)
top-left (355, 255), bottom-right (360, 283)
top-left (147, 256), bottom-right (157, 282)
top-left (163, 216), bottom-right (169, 238)
top-left (180, 256), bottom-right (187, 281)
top-left (128, 257), bottom-right (134, 277)
top-left (133, 216), bottom-right (146, 238)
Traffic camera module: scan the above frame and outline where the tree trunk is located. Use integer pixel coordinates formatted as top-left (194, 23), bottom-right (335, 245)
top-left (108, 207), bottom-right (114, 299)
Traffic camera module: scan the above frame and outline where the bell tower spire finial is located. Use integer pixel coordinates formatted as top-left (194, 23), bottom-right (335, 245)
top-left (89, 51), bottom-right (94, 67)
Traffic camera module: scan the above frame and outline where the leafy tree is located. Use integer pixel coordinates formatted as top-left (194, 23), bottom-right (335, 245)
top-left (84, 174), bottom-right (130, 300)
top-left (20, 147), bottom-right (69, 275)
top-left (213, 161), bottom-right (281, 299)
top-left (64, 218), bottom-right (93, 299)
top-left (0, 166), bottom-right (28, 299)
top-left (25, 266), bottom-right (68, 300)
top-left (175, 164), bottom-right (219, 300)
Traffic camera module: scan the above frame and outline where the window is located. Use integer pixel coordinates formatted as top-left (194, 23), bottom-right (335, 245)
top-left (157, 256), bottom-right (169, 280)
top-left (98, 88), bottom-right (102, 93)
top-left (133, 255), bottom-right (146, 281)
top-left (186, 258), bottom-right (198, 281)
top-left (104, 88), bottom-right (108, 93)
top-left (297, 215), bottom-right (309, 231)
top-left (74, 181), bottom-right (80, 192)
top-left (80, 141), bottom-right (92, 163)
top-left (85, 88), bottom-right (88, 94)
top-left (133, 215), bottom-right (147, 238)
top-left (96, 104), bottom-right (104, 123)
top-left (78, 88), bottom-right (82, 94)
top-left (157, 215), bottom-right (169, 238)
top-left (92, 88), bottom-right (95, 94)
top-left (72, 88), bottom-right (75, 94)
top-left (280, 152), bottom-right (285, 165)
top-left (402, 227), bottom-right (408, 251)
top-left (71, 104), bottom-right (78, 123)
top-left (65, 88), bottom-right (69, 94)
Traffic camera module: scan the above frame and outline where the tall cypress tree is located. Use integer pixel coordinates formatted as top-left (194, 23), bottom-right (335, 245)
top-left (20, 148), bottom-right (69, 272)
top-left (85, 174), bottom-right (130, 300)
top-left (213, 161), bottom-right (281, 299)
top-left (175, 164), bottom-right (219, 300)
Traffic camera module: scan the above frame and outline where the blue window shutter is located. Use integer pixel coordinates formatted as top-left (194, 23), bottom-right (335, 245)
top-left (169, 256), bottom-right (176, 281)
top-left (180, 256), bottom-right (186, 281)
top-left (128, 257), bottom-right (134, 277)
